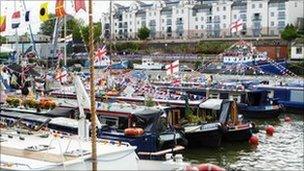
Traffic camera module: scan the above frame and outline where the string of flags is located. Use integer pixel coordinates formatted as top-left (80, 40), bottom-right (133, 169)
top-left (0, 0), bottom-right (86, 32)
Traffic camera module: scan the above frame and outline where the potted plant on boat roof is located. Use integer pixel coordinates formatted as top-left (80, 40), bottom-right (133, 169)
top-left (183, 95), bottom-right (202, 124)
top-left (145, 96), bottom-right (155, 107)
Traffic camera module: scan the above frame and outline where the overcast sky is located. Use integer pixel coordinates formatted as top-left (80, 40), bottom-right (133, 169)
top-left (0, 0), bottom-right (136, 36)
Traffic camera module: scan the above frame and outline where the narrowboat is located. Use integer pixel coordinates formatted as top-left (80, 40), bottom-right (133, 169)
top-left (254, 84), bottom-right (304, 113)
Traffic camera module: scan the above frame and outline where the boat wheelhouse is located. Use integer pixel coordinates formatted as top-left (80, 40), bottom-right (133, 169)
top-left (134, 58), bottom-right (165, 70)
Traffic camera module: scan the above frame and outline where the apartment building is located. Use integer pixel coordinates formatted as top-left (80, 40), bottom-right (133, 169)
top-left (101, 0), bottom-right (304, 40)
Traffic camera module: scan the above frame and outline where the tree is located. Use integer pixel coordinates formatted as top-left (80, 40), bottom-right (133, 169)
top-left (138, 26), bottom-right (150, 40)
top-left (77, 22), bottom-right (102, 48)
top-left (39, 14), bottom-right (56, 36)
top-left (0, 35), bottom-right (6, 43)
top-left (281, 24), bottom-right (299, 41)
top-left (39, 14), bottom-right (80, 37)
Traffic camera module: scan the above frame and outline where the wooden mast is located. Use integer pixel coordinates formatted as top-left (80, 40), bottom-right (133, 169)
top-left (88, 0), bottom-right (98, 170)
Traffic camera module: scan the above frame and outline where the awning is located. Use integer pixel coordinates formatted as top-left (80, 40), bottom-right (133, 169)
top-left (199, 99), bottom-right (223, 110)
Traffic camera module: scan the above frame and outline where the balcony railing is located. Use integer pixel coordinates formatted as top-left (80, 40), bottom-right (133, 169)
top-left (278, 6), bottom-right (285, 10)
top-left (206, 20), bottom-right (212, 23)
top-left (278, 15), bottom-right (286, 20)
top-left (252, 17), bottom-right (261, 21)
top-left (176, 20), bottom-right (183, 25)
top-left (213, 19), bottom-right (220, 23)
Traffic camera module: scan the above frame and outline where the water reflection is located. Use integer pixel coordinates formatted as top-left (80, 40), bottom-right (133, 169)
top-left (184, 114), bottom-right (304, 170)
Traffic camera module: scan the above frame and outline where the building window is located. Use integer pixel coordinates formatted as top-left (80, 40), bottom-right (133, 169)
top-left (149, 12), bottom-right (152, 16)
top-left (201, 25), bottom-right (204, 29)
top-left (162, 19), bottom-right (164, 23)
top-left (252, 4), bottom-right (255, 9)
top-left (129, 29), bottom-right (132, 32)
top-left (223, 23), bottom-right (226, 28)
top-left (195, 17), bottom-right (198, 21)
top-left (154, 12), bottom-right (156, 16)
top-left (295, 2), bottom-right (298, 7)
top-left (176, 9), bottom-right (179, 14)
top-left (201, 17), bottom-right (204, 21)
top-left (130, 21), bottom-right (132, 25)
top-left (223, 15), bottom-right (226, 20)
top-left (296, 47), bottom-right (302, 54)
top-left (271, 21), bottom-right (274, 26)
top-left (129, 14), bottom-right (132, 18)
top-left (115, 23), bottom-right (117, 26)
top-left (223, 7), bottom-right (226, 11)
top-left (259, 4), bottom-right (262, 8)
top-left (181, 9), bottom-right (184, 14)
top-left (216, 7), bottom-right (219, 11)
top-left (195, 25), bottom-right (198, 29)
top-left (234, 14), bottom-right (237, 19)
top-left (162, 27), bottom-right (164, 31)
top-left (137, 21), bottom-right (140, 25)
top-left (271, 12), bottom-right (274, 17)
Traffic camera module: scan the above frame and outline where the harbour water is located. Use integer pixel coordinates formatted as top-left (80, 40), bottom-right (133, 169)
top-left (184, 114), bottom-right (304, 170)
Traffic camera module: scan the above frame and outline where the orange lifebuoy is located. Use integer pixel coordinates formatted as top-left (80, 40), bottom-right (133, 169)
top-left (124, 128), bottom-right (144, 137)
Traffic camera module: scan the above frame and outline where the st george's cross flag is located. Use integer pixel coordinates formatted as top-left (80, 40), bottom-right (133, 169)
top-left (0, 16), bottom-right (6, 32)
top-left (11, 11), bottom-right (21, 29)
top-left (74, 0), bottom-right (86, 12)
top-left (230, 19), bottom-right (243, 33)
top-left (166, 60), bottom-right (179, 75)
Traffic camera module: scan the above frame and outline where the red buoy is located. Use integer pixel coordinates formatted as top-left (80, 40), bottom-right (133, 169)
top-left (197, 163), bottom-right (225, 171)
top-left (284, 116), bottom-right (291, 122)
top-left (266, 125), bottom-right (275, 136)
top-left (249, 135), bottom-right (259, 145)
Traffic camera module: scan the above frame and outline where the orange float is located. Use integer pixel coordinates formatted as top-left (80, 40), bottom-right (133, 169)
top-left (124, 128), bottom-right (144, 137)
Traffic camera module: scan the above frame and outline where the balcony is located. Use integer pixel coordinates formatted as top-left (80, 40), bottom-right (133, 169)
top-left (176, 20), bottom-right (183, 25)
top-left (240, 9), bottom-right (247, 13)
top-left (278, 6), bottom-right (285, 10)
top-left (206, 11), bottom-right (212, 15)
top-left (213, 19), bottom-right (220, 23)
top-left (206, 20), bottom-right (212, 23)
top-left (252, 17), bottom-right (261, 21)
top-left (278, 15), bottom-right (286, 20)
top-left (167, 20), bottom-right (172, 25)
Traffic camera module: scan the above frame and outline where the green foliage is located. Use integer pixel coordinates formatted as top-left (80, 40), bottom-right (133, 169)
top-left (0, 35), bottom-right (6, 44)
top-left (196, 41), bottom-right (231, 54)
top-left (77, 22), bottom-right (102, 48)
top-left (194, 60), bottom-right (202, 70)
top-left (114, 42), bottom-right (140, 53)
top-left (39, 14), bottom-right (56, 36)
top-left (281, 24), bottom-right (299, 41)
top-left (138, 26), bottom-right (150, 40)
top-left (145, 96), bottom-right (155, 107)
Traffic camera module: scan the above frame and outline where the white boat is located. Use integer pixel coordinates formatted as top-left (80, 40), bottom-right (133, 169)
top-left (0, 125), bottom-right (190, 170)
top-left (134, 58), bottom-right (164, 70)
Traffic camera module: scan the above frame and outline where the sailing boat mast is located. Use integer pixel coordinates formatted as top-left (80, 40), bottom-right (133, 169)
top-left (63, 0), bottom-right (67, 66)
top-left (88, 0), bottom-right (98, 170)
top-left (109, 0), bottom-right (113, 68)
top-left (14, 0), bottom-right (19, 64)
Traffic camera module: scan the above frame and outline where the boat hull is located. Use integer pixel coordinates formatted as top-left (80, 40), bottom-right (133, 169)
top-left (239, 106), bottom-right (282, 119)
top-left (185, 128), bottom-right (222, 147)
top-left (223, 126), bottom-right (252, 142)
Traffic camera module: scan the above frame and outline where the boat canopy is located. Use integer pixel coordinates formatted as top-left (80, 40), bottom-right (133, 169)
top-left (131, 108), bottom-right (164, 132)
top-left (199, 99), bottom-right (223, 110)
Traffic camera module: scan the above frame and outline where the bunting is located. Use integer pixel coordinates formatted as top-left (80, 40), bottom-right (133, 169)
top-left (0, 16), bottom-right (6, 32)
top-left (39, 2), bottom-right (49, 22)
top-left (11, 11), bottom-right (20, 29)
top-left (55, 0), bottom-right (66, 18)
top-left (74, 0), bottom-right (86, 12)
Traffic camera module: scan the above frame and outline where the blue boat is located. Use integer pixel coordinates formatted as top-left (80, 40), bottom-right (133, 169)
top-left (253, 84), bottom-right (304, 113)
top-left (237, 90), bottom-right (283, 119)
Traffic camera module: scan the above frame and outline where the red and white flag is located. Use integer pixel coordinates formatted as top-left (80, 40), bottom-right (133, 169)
top-left (11, 11), bottom-right (21, 29)
top-left (166, 60), bottom-right (179, 75)
top-left (74, 0), bottom-right (86, 12)
top-left (230, 19), bottom-right (243, 33)
top-left (95, 45), bottom-right (107, 62)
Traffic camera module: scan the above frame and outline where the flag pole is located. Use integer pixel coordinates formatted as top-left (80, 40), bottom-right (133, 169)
top-left (88, 0), bottom-right (98, 170)
top-left (21, 0), bottom-right (37, 55)
top-left (14, 0), bottom-right (19, 64)
top-left (63, 0), bottom-right (67, 67)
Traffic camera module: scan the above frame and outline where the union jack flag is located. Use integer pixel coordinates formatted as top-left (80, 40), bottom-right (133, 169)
top-left (95, 45), bottom-right (107, 62)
